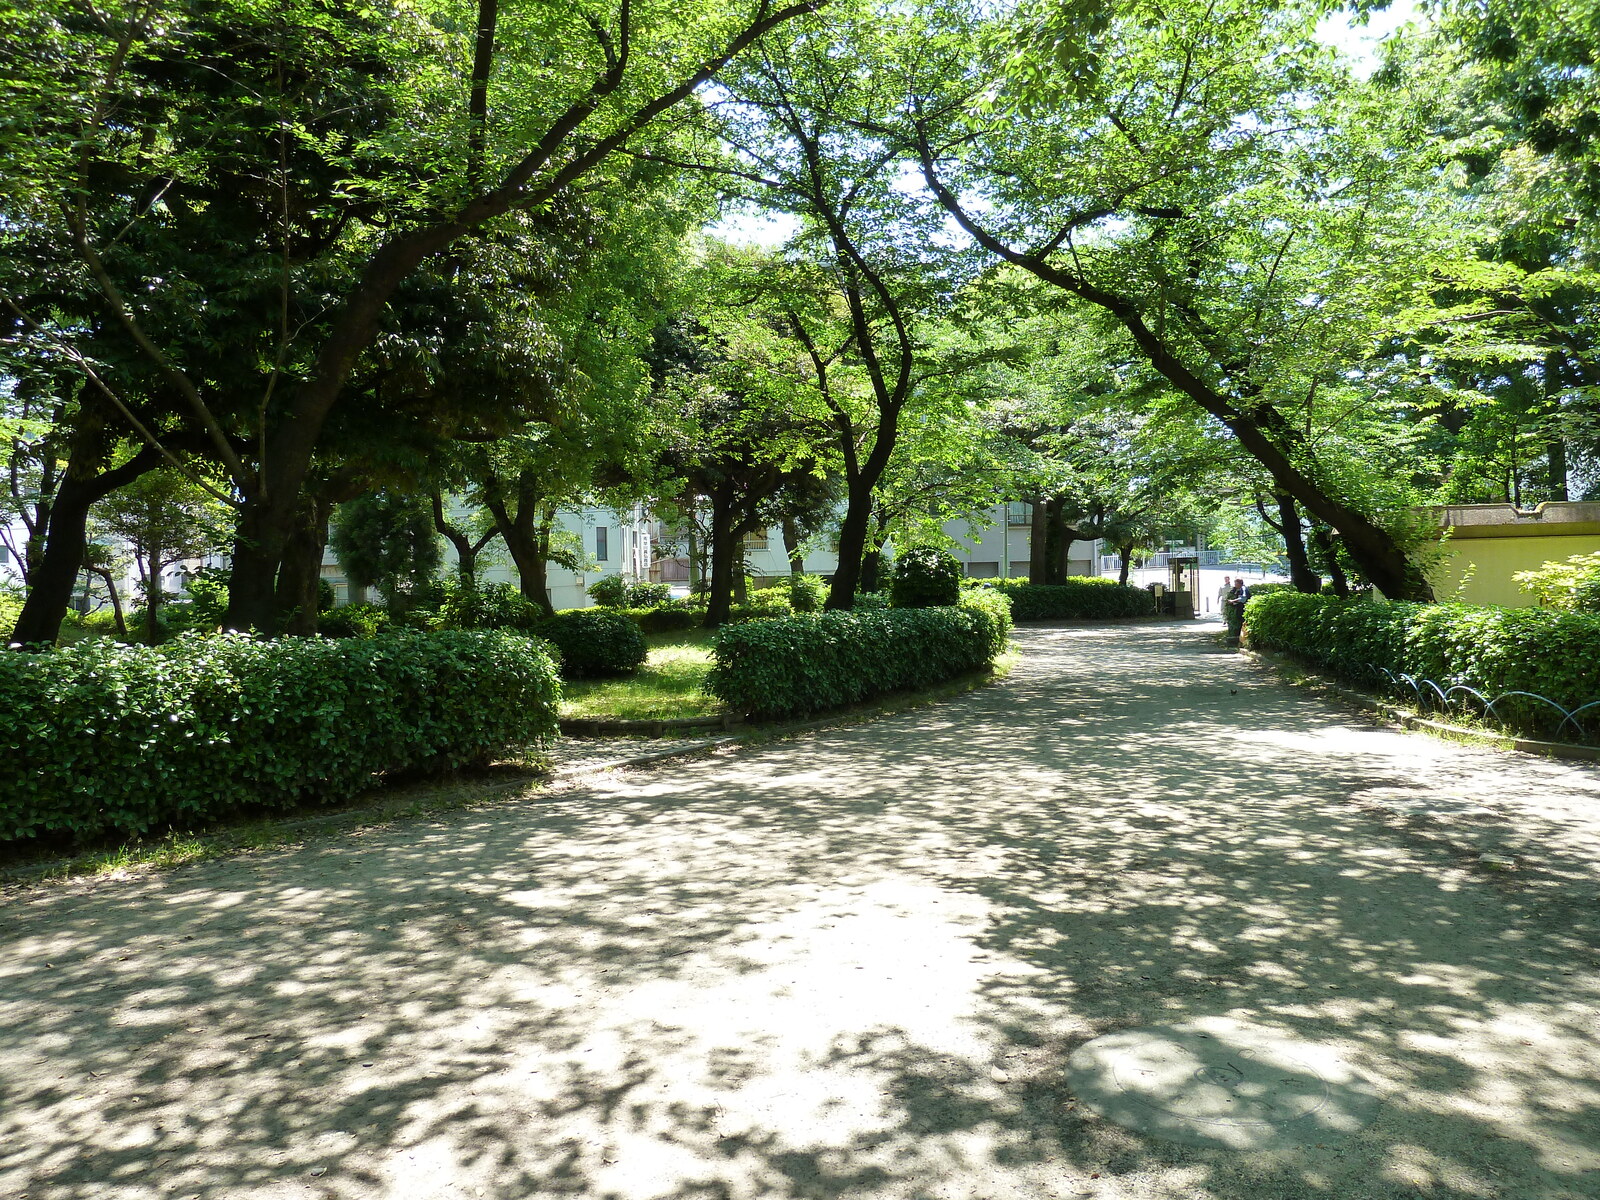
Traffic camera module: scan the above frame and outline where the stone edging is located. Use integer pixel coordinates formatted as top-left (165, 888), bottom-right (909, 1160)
top-left (550, 662), bottom-right (1012, 780)
top-left (1242, 647), bottom-right (1600, 764)
top-left (558, 714), bottom-right (743, 737)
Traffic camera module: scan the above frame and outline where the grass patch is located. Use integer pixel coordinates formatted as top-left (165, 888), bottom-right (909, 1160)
top-left (559, 629), bottom-right (724, 721)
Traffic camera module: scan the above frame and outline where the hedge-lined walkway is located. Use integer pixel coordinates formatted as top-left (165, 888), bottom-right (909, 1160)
top-left (5, 621), bottom-right (1600, 1199)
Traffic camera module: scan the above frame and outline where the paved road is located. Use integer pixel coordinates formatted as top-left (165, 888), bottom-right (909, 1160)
top-left (4, 621), bottom-right (1600, 1200)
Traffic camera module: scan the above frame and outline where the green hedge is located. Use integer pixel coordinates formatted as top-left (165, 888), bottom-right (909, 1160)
top-left (1244, 591), bottom-right (1600, 740)
top-left (974, 578), bottom-right (1157, 620)
top-left (0, 629), bottom-right (561, 844)
top-left (891, 548), bottom-right (961, 608)
top-left (536, 608), bottom-right (648, 678)
top-left (705, 592), bottom-right (1012, 720)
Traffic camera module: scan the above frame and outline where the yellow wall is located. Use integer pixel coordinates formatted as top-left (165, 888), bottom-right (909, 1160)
top-left (1428, 534), bottom-right (1600, 607)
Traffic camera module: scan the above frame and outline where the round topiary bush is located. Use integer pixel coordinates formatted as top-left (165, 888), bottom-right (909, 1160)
top-left (890, 548), bottom-right (961, 608)
top-left (536, 608), bottom-right (648, 678)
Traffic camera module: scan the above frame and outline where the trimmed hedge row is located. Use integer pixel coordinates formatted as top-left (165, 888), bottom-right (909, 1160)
top-left (534, 608), bottom-right (648, 678)
top-left (1244, 591), bottom-right (1600, 739)
top-left (0, 629), bottom-right (561, 844)
top-left (973, 578), bottom-right (1157, 620)
top-left (705, 591), bottom-right (1012, 720)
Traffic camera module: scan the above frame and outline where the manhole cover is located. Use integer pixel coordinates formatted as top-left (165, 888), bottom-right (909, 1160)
top-left (1065, 1018), bottom-right (1380, 1149)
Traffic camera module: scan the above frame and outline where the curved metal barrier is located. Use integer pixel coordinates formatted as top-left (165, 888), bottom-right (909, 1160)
top-left (1268, 645), bottom-right (1598, 745)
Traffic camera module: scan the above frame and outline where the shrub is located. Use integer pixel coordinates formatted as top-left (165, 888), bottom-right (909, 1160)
top-left (588, 576), bottom-right (672, 608)
top-left (891, 547), bottom-right (962, 608)
top-left (436, 581), bottom-right (544, 631)
top-left (705, 591), bottom-right (1011, 720)
top-left (788, 573), bottom-right (828, 612)
top-left (636, 606), bottom-right (700, 634)
top-left (852, 590), bottom-right (890, 611)
top-left (0, 591), bottom-right (21, 642)
top-left (318, 602), bottom-right (392, 639)
top-left (1515, 550), bottom-right (1600, 613)
top-left (1244, 591), bottom-right (1600, 740)
top-left (974, 578), bottom-right (1156, 620)
top-left (536, 608), bottom-right (648, 678)
top-left (0, 630), bottom-right (561, 844)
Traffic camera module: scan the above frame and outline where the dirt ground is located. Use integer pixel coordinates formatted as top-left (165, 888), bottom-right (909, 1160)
top-left (4, 620), bottom-right (1599, 1200)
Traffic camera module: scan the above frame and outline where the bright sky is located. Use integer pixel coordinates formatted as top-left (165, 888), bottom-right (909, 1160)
top-left (704, 0), bottom-right (1432, 249)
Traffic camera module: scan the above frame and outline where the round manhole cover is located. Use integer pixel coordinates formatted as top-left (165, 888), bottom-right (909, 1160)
top-left (1066, 1018), bottom-right (1379, 1149)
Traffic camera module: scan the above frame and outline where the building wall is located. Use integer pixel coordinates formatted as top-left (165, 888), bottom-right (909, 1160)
top-left (1424, 502), bottom-right (1600, 608)
top-left (1429, 533), bottom-right (1600, 607)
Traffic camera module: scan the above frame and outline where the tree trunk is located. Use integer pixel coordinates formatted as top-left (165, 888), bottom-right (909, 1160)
top-left (9, 447), bottom-right (163, 647)
top-left (1117, 542), bottom-right (1134, 587)
top-left (85, 564), bottom-right (128, 639)
top-left (276, 497), bottom-right (329, 635)
top-left (782, 516), bottom-right (804, 575)
top-left (825, 483), bottom-right (876, 609)
top-left (143, 543), bottom-right (164, 645)
top-left (1028, 496), bottom-right (1048, 581)
top-left (485, 490), bottom-right (555, 617)
top-left (703, 498), bottom-right (738, 628)
top-left (1312, 526), bottom-right (1350, 599)
top-left (686, 526), bottom-right (702, 592)
top-left (432, 489), bottom-right (495, 586)
top-left (1276, 491), bottom-right (1321, 594)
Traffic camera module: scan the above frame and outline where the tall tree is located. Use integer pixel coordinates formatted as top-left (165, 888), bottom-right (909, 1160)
top-left (1, 0), bottom-right (821, 635)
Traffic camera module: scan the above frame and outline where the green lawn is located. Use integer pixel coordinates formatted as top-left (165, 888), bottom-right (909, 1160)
top-left (558, 628), bottom-right (724, 722)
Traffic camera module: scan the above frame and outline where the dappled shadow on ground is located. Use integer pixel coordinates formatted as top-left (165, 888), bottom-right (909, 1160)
top-left (4, 621), bottom-right (1600, 1199)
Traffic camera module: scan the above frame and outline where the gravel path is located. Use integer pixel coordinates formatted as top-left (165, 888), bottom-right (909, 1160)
top-left (4, 620), bottom-right (1600, 1200)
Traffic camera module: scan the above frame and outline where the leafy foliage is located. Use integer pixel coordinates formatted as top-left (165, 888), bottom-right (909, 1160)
top-left (1245, 591), bottom-right (1600, 739)
top-left (330, 492), bottom-right (442, 610)
top-left (974, 579), bottom-right (1157, 620)
top-left (788, 573), bottom-right (828, 613)
top-left (1514, 551), bottom-right (1600, 613)
top-left (436, 582), bottom-right (545, 631)
top-left (0, 630), bottom-right (560, 844)
top-left (536, 609), bottom-right (649, 679)
top-left (317, 603), bottom-right (393, 640)
top-left (705, 592), bottom-right (1012, 720)
top-left (588, 576), bottom-right (672, 608)
top-left (890, 548), bottom-right (962, 609)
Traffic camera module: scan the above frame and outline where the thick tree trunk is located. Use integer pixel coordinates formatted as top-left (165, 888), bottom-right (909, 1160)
top-left (276, 498), bottom-right (329, 635)
top-left (1034, 498), bottom-right (1074, 586)
top-left (485, 491), bottom-right (554, 617)
top-left (825, 485), bottom-right (875, 609)
top-left (1117, 543), bottom-right (1134, 587)
top-left (9, 447), bottom-right (163, 647)
top-left (703, 499), bottom-right (738, 628)
top-left (1028, 497), bottom-right (1048, 582)
top-left (1276, 491), bottom-right (1321, 595)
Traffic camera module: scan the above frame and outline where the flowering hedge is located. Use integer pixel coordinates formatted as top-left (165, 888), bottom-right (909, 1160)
top-left (0, 629), bottom-right (560, 844)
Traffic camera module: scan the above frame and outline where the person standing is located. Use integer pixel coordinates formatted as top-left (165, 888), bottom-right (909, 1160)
top-left (1216, 575), bottom-right (1233, 616)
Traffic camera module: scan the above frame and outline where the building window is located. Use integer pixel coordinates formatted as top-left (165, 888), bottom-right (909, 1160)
top-left (596, 526), bottom-right (608, 561)
top-left (1009, 561), bottom-right (1030, 577)
top-left (965, 561), bottom-right (1000, 578)
top-left (742, 527), bottom-right (769, 551)
top-left (1006, 501), bottom-right (1032, 527)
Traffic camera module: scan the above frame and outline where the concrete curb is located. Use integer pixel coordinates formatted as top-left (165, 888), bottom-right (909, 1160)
top-left (1243, 647), bottom-right (1600, 763)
